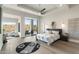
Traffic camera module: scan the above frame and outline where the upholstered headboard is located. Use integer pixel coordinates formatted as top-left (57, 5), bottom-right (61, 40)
top-left (47, 29), bottom-right (62, 40)
top-left (47, 29), bottom-right (62, 35)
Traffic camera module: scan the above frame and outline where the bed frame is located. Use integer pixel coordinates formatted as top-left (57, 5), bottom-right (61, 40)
top-left (47, 29), bottom-right (69, 42)
top-left (36, 29), bottom-right (63, 45)
top-left (47, 29), bottom-right (62, 39)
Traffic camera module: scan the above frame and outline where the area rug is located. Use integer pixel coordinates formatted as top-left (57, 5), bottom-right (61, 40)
top-left (16, 42), bottom-right (40, 54)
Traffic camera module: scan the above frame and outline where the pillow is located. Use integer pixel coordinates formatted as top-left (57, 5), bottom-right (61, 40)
top-left (51, 31), bottom-right (59, 34)
top-left (46, 31), bottom-right (52, 34)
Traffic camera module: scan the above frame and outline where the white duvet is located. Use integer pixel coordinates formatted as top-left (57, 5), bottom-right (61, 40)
top-left (37, 33), bottom-right (60, 45)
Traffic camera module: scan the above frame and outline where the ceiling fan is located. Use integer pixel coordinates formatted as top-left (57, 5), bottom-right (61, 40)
top-left (40, 8), bottom-right (46, 15)
top-left (38, 4), bottom-right (46, 15)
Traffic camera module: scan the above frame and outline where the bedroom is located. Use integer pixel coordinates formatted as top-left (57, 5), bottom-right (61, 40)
top-left (0, 4), bottom-right (79, 54)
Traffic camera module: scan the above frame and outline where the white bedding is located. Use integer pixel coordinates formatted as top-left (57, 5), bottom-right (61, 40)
top-left (37, 32), bottom-right (60, 45)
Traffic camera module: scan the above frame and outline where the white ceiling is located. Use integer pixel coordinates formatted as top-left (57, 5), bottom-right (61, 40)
top-left (18, 4), bottom-right (60, 12)
top-left (18, 4), bottom-right (79, 12)
top-left (2, 4), bottom-right (79, 17)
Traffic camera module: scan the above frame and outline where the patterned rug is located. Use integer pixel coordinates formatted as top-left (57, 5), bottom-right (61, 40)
top-left (16, 42), bottom-right (40, 54)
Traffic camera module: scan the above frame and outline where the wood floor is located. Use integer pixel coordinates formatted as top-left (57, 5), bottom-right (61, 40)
top-left (0, 36), bottom-right (79, 54)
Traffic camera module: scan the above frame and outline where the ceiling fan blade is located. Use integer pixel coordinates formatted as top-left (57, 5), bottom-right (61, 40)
top-left (40, 8), bottom-right (46, 12)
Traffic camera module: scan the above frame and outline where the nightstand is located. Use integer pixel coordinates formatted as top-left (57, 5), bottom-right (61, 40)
top-left (61, 33), bottom-right (69, 42)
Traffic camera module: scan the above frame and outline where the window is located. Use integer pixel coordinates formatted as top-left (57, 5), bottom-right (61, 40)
top-left (2, 22), bottom-right (16, 33)
top-left (2, 18), bottom-right (18, 34)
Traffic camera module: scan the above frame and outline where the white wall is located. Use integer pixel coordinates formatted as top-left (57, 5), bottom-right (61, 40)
top-left (40, 5), bottom-right (79, 33)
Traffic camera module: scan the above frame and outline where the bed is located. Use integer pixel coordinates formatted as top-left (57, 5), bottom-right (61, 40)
top-left (36, 29), bottom-right (62, 45)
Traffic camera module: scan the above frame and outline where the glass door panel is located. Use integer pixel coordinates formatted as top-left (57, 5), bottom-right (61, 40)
top-left (33, 19), bottom-right (38, 35)
top-left (24, 17), bottom-right (38, 36)
top-left (25, 19), bottom-right (31, 36)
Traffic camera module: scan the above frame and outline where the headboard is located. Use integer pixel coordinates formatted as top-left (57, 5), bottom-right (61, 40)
top-left (47, 29), bottom-right (62, 35)
top-left (47, 29), bottom-right (62, 39)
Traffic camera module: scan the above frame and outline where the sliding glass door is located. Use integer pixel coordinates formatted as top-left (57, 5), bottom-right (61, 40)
top-left (25, 19), bottom-right (31, 36)
top-left (24, 17), bottom-right (38, 36)
top-left (32, 19), bottom-right (38, 35)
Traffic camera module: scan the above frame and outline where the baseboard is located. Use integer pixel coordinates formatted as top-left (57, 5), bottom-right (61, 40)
top-left (69, 38), bottom-right (79, 43)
